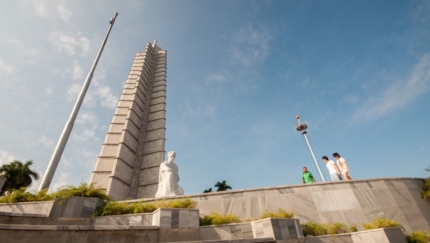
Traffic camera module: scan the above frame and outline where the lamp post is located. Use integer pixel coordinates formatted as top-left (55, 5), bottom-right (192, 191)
top-left (294, 115), bottom-right (326, 182)
top-left (39, 12), bottom-right (119, 191)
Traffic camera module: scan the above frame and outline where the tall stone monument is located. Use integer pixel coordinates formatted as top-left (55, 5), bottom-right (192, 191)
top-left (90, 41), bottom-right (167, 200)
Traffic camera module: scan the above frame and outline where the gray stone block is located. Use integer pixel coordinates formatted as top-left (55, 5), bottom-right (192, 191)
top-left (92, 213), bottom-right (152, 226)
top-left (251, 218), bottom-right (303, 240)
top-left (152, 208), bottom-right (200, 229)
top-left (49, 197), bottom-right (106, 218)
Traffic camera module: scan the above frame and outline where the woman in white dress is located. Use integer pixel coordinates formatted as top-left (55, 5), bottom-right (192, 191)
top-left (333, 152), bottom-right (352, 180)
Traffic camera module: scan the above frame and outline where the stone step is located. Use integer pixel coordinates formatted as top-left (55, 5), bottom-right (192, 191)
top-left (160, 238), bottom-right (275, 243)
top-left (0, 211), bottom-right (47, 218)
top-left (0, 214), bottom-right (91, 225)
top-left (0, 223), bottom-right (158, 231)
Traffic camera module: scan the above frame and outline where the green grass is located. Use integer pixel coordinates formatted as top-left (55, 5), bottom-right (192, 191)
top-left (260, 208), bottom-right (295, 219)
top-left (362, 217), bottom-right (402, 230)
top-left (52, 183), bottom-right (111, 203)
top-left (93, 197), bottom-right (196, 216)
top-left (0, 188), bottom-right (54, 203)
top-left (0, 183), bottom-right (110, 203)
top-left (406, 231), bottom-right (430, 243)
top-left (199, 212), bottom-right (241, 226)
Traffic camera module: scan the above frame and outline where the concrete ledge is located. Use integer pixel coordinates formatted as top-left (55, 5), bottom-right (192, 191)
top-left (0, 200), bottom-right (53, 216)
top-left (0, 223), bottom-right (158, 231)
top-left (0, 211), bottom-right (47, 217)
top-left (0, 215), bottom-right (91, 225)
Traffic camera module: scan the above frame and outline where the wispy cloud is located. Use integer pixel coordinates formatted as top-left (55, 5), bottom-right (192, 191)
top-left (96, 86), bottom-right (118, 109)
top-left (230, 25), bottom-right (272, 66)
top-left (71, 61), bottom-right (84, 80)
top-left (37, 135), bottom-right (54, 149)
top-left (352, 54), bottom-right (430, 123)
top-left (58, 4), bottom-right (72, 22)
top-left (0, 58), bottom-right (17, 76)
top-left (47, 32), bottom-right (90, 56)
top-left (29, 0), bottom-right (73, 22)
top-left (0, 150), bottom-right (19, 166)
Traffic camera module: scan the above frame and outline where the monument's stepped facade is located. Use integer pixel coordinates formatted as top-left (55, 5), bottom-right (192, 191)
top-left (90, 42), bottom-right (167, 200)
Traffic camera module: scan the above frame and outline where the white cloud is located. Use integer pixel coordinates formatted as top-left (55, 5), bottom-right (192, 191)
top-left (230, 25), bottom-right (272, 66)
top-left (67, 84), bottom-right (81, 101)
top-left (352, 54), bottom-right (430, 123)
top-left (45, 87), bottom-right (53, 95)
top-left (48, 32), bottom-right (90, 56)
top-left (29, 0), bottom-right (73, 23)
top-left (71, 61), bottom-right (84, 80)
top-left (207, 73), bottom-right (227, 83)
top-left (58, 4), bottom-right (72, 22)
top-left (76, 112), bottom-right (97, 125)
top-left (38, 135), bottom-right (54, 149)
top-left (0, 59), bottom-right (17, 76)
top-left (50, 171), bottom-right (71, 192)
top-left (0, 150), bottom-right (19, 166)
top-left (96, 86), bottom-right (118, 109)
top-left (186, 103), bottom-right (218, 118)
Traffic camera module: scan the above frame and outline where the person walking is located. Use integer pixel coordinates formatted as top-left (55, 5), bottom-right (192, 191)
top-left (333, 152), bottom-right (352, 180)
top-left (302, 167), bottom-right (316, 184)
top-left (322, 156), bottom-right (342, 181)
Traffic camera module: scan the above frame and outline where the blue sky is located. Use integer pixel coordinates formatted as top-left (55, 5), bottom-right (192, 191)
top-left (0, 0), bottom-right (429, 194)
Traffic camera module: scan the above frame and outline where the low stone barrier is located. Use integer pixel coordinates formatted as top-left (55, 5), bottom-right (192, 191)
top-left (0, 201), bottom-right (54, 216)
top-left (0, 197), bottom-right (105, 219)
top-left (351, 227), bottom-right (407, 243)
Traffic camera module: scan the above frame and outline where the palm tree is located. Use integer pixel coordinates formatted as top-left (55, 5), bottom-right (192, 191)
top-left (214, 180), bottom-right (232, 192)
top-left (203, 188), bottom-right (212, 193)
top-left (0, 160), bottom-right (39, 195)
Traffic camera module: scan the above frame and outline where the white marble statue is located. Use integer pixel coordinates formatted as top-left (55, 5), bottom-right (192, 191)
top-left (155, 151), bottom-right (184, 198)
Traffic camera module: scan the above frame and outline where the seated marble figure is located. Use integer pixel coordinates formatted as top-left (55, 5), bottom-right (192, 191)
top-left (155, 151), bottom-right (184, 198)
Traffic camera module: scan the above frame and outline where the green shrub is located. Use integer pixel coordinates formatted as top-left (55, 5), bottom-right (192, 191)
top-left (326, 222), bottom-right (350, 235)
top-left (0, 188), bottom-right (54, 203)
top-left (421, 178), bottom-right (430, 199)
top-left (155, 197), bottom-right (196, 209)
top-left (349, 225), bottom-right (358, 232)
top-left (260, 208), bottom-right (295, 219)
top-left (52, 183), bottom-right (111, 202)
top-left (199, 212), bottom-right (241, 226)
top-left (362, 217), bottom-right (402, 230)
top-left (94, 197), bottom-right (196, 216)
top-left (406, 231), bottom-right (430, 243)
top-left (301, 221), bottom-right (356, 236)
top-left (302, 221), bottom-right (328, 236)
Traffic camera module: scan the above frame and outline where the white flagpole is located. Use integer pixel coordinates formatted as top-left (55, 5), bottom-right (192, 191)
top-left (39, 12), bottom-right (119, 191)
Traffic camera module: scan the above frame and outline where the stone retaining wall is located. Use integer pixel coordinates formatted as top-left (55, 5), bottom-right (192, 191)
top-left (128, 178), bottom-right (430, 233)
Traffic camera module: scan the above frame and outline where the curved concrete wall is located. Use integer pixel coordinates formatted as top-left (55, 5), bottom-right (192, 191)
top-left (134, 178), bottom-right (430, 233)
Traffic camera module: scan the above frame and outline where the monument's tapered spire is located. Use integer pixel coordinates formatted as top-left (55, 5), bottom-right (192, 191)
top-left (90, 42), bottom-right (167, 200)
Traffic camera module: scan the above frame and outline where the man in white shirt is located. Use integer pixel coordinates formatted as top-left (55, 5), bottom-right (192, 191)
top-left (333, 152), bottom-right (352, 180)
top-left (322, 156), bottom-right (342, 181)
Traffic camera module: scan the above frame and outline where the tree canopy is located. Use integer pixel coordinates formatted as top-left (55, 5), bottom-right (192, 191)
top-left (0, 160), bottom-right (39, 195)
top-left (214, 180), bottom-right (232, 192)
